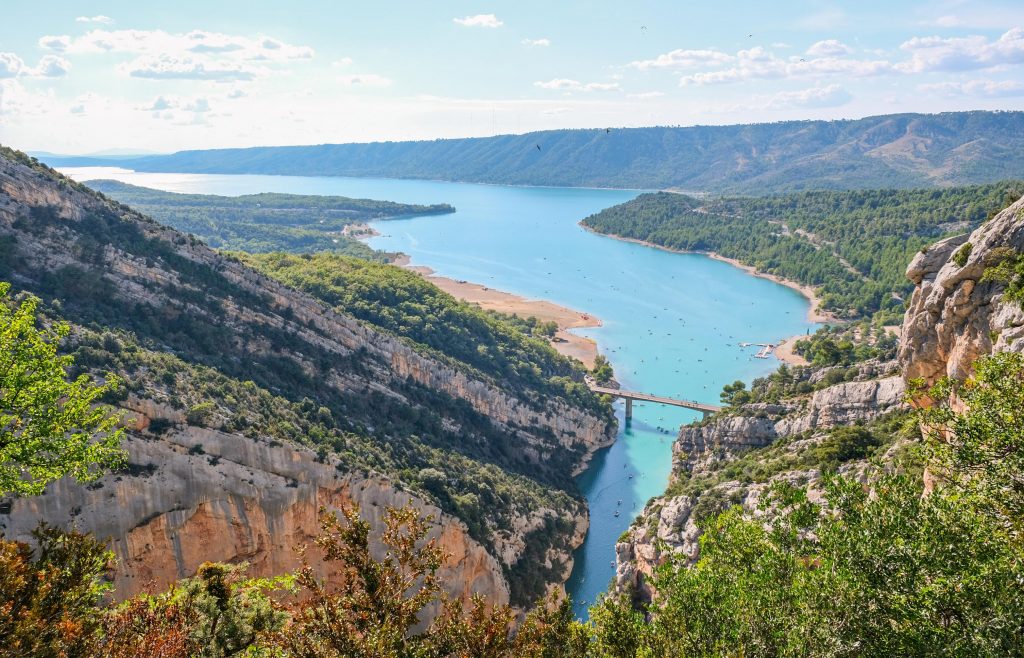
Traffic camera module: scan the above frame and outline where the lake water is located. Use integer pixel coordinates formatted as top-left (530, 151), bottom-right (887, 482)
top-left (61, 167), bottom-right (816, 618)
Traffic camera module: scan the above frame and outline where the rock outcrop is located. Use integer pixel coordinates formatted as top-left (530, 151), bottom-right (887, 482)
top-left (617, 371), bottom-right (906, 599)
top-left (900, 194), bottom-right (1024, 386)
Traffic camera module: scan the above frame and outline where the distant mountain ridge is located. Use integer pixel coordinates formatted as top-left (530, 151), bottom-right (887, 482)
top-left (40, 111), bottom-right (1024, 193)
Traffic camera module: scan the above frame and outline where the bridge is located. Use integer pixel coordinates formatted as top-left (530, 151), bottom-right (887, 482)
top-left (586, 378), bottom-right (723, 420)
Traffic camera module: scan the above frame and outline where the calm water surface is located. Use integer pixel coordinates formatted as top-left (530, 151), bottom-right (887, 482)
top-left (62, 167), bottom-right (816, 618)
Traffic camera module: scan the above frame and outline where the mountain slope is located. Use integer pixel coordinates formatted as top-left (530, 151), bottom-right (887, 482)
top-left (41, 111), bottom-right (1024, 193)
top-left (0, 146), bottom-right (615, 607)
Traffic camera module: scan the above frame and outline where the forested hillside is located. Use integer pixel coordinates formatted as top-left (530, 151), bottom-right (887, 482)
top-left (88, 179), bottom-right (453, 257)
top-left (0, 145), bottom-right (613, 606)
top-left (41, 111), bottom-right (1024, 193)
top-left (582, 181), bottom-right (1024, 320)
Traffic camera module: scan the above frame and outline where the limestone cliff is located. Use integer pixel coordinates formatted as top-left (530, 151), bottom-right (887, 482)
top-left (1, 397), bottom-right (508, 615)
top-left (0, 149), bottom-right (615, 609)
top-left (616, 367), bottom-right (906, 600)
top-left (900, 194), bottom-right (1024, 386)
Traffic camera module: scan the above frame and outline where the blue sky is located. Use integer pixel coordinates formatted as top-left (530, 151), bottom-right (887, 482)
top-left (2, 0), bottom-right (1024, 153)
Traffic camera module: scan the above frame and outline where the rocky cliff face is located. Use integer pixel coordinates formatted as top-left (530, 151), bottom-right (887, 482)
top-left (900, 194), bottom-right (1024, 387)
top-left (616, 369), bottom-right (906, 600)
top-left (0, 150), bottom-right (615, 609)
top-left (1, 397), bottom-right (508, 615)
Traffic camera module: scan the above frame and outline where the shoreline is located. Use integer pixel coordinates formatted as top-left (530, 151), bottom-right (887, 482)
top-left (579, 225), bottom-right (838, 325)
top-left (392, 255), bottom-right (602, 368)
top-left (773, 335), bottom-right (811, 367)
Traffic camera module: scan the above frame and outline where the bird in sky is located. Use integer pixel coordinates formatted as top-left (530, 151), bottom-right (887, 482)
top-left (536, 144), bottom-right (541, 151)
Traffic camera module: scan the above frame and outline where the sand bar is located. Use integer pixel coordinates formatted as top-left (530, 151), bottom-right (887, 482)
top-left (392, 255), bottom-right (601, 368)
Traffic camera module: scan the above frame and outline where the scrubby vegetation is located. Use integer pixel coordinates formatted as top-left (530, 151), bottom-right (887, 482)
top-left (240, 252), bottom-right (602, 413)
top-left (582, 182), bottom-right (1024, 320)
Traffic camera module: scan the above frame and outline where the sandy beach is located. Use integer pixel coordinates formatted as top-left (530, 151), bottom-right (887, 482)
top-left (773, 335), bottom-right (811, 367)
top-left (392, 255), bottom-right (601, 368)
top-left (579, 226), bottom-right (838, 324)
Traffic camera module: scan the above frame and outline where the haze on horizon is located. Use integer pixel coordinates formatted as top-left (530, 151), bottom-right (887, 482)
top-left (2, 0), bottom-right (1024, 154)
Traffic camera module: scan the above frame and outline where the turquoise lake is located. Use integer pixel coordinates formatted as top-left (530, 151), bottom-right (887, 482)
top-left (62, 167), bottom-right (816, 619)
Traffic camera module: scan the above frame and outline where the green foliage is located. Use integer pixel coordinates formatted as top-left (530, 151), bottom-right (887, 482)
top-left (100, 562), bottom-right (289, 657)
top-left (952, 241), bottom-right (973, 266)
top-left (0, 526), bottom-right (113, 658)
top-left (981, 247), bottom-right (1024, 307)
top-left (0, 283), bottom-right (125, 496)
top-left (601, 474), bottom-right (1024, 657)
top-left (919, 351), bottom-right (1024, 536)
top-left (590, 354), bottom-right (614, 384)
top-left (719, 380), bottom-right (751, 407)
top-left (241, 252), bottom-right (605, 414)
top-left (583, 182), bottom-right (1024, 319)
top-left (89, 179), bottom-right (453, 258)
top-left (794, 322), bottom-right (898, 366)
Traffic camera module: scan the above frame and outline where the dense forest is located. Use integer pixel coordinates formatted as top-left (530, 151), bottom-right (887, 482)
top-left (88, 179), bottom-right (453, 257)
top-left (582, 181), bottom-right (1024, 320)
top-left (40, 111), bottom-right (1024, 193)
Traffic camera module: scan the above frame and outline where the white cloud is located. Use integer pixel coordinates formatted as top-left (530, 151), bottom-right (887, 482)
top-left (898, 27), bottom-right (1024, 73)
top-left (920, 79), bottom-right (1024, 97)
top-left (227, 88), bottom-right (248, 99)
top-left (122, 55), bottom-right (259, 81)
top-left (765, 84), bottom-right (851, 109)
top-left (933, 15), bottom-right (962, 27)
top-left (629, 48), bottom-right (733, 70)
top-left (522, 38), bottom-right (550, 47)
top-left (39, 35), bottom-right (70, 52)
top-left (678, 45), bottom-right (892, 85)
top-left (0, 52), bottom-right (69, 78)
top-left (75, 15), bottom-right (113, 24)
top-left (337, 73), bottom-right (392, 87)
top-left (0, 53), bottom-right (24, 78)
top-left (534, 78), bottom-right (620, 92)
top-left (29, 55), bottom-right (70, 77)
top-left (332, 57), bottom-right (354, 67)
top-left (628, 91), bottom-right (666, 99)
top-left (63, 29), bottom-right (314, 62)
top-left (806, 39), bottom-right (852, 57)
top-left (453, 14), bottom-right (502, 28)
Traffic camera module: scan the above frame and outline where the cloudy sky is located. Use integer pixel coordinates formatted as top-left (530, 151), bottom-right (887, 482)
top-left (2, 0), bottom-right (1024, 153)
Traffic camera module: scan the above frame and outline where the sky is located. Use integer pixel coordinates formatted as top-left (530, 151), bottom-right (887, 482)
top-left (2, 0), bottom-right (1024, 153)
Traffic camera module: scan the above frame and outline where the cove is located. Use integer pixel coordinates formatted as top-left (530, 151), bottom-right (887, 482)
top-left (61, 167), bottom-right (816, 619)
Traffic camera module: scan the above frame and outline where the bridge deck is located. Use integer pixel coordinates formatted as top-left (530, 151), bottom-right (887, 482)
top-left (588, 384), bottom-right (722, 414)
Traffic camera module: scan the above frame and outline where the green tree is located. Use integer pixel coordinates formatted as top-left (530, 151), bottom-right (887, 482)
top-left (0, 283), bottom-right (125, 496)
top-left (719, 380), bottom-right (751, 407)
top-left (919, 351), bottom-right (1024, 536)
top-left (99, 562), bottom-right (288, 657)
top-left (594, 475), bottom-right (1024, 657)
top-left (0, 526), bottom-right (113, 658)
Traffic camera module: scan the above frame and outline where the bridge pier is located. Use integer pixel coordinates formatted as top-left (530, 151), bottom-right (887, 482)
top-left (625, 398), bottom-right (632, 419)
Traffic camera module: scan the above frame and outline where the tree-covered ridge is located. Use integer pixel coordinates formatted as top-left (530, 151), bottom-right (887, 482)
top-left (0, 146), bottom-right (608, 605)
top-left (582, 181), bottom-right (1024, 320)
top-left (88, 179), bottom-right (453, 257)
top-left (240, 252), bottom-right (600, 412)
top-left (41, 111), bottom-right (1024, 193)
